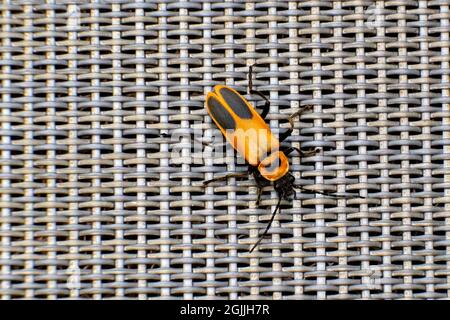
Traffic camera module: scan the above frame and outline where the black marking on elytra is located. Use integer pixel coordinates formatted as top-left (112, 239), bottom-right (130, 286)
top-left (207, 96), bottom-right (236, 130)
top-left (220, 87), bottom-right (253, 119)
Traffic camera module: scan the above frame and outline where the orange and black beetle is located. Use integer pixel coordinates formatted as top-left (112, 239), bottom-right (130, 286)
top-left (204, 65), bottom-right (347, 252)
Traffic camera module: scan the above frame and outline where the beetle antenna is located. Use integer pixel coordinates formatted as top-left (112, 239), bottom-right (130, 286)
top-left (294, 185), bottom-right (365, 199)
top-left (249, 195), bottom-right (283, 253)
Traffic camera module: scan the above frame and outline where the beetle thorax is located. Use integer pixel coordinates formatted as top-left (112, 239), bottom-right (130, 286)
top-left (257, 151), bottom-right (289, 181)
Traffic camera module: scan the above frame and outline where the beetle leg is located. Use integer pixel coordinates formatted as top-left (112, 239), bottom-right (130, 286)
top-left (256, 187), bottom-right (263, 206)
top-left (252, 169), bottom-right (270, 206)
top-left (282, 146), bottom-right (319, 157)
top-left (254, 176), bottom-right (265, 206)
top-left (300, 147), bottom-right (320, 157)
top-left (279, 105), bottom-right (313, 142)
top-left (294, 185), bottom-right (365, 199)
top-left (202, 172), bottom-right (249, 186)
top-left (248, 65), bottom-right (270, 120)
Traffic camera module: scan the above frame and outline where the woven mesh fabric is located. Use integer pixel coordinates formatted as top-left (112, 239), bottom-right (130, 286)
top-left (0, 0), bottom-right (449, 300)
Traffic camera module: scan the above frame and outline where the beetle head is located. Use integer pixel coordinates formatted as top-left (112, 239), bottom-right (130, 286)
top-left (274, 172), bottom-right (295, 200)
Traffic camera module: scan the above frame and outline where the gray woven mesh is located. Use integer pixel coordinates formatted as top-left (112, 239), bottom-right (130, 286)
top-left (0, 0), bottom-right (449, 299)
